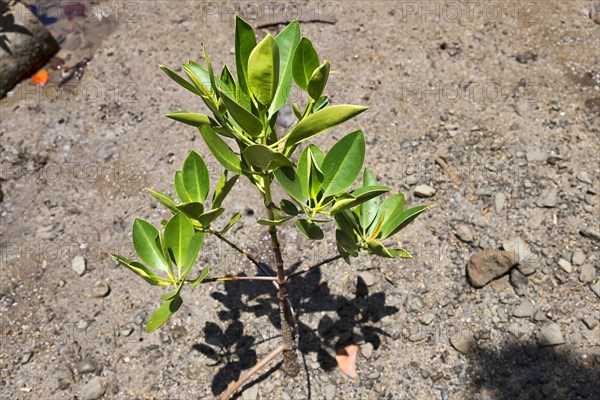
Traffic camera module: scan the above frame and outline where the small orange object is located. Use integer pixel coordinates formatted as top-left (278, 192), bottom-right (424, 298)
top-left (30, 69), bottom-right (49, 86)
top-left (335, 343), bottom-right (359, 379)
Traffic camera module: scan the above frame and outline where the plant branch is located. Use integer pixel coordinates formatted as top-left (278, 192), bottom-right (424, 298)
top-left (287, 254), bottom-right (343, 279)
top-left (220, 345), bottom-right (284, 400)
top-left (208, 228), bottom-right (274, 278)
top-left (201, 275), bottom-right (278, 283)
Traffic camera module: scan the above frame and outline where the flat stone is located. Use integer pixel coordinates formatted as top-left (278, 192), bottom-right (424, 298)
top-left (494, 192), bottom-right (506, 213)
top-left (324, 384), bottom-right (337, 400)
top-left (414, 184), bottom-right (436, 198)
top-left (537, 323), bottom-right (565, 347)
top-left (408, 331), bottom-right (427, 342)
top-left (513, 300), bottom-right (534, 318)
top-left (576, 171), bottom-right (592, 184)
top-left (591, 281), bottom-right (600, 298)
top-left (79, 377), bottom-right (107, 400)
top-left (467, 249), bottom-right (519, 288)
top-left (516, 51), bottom-right (538, 64)
top-left (455, 224), bottom-right (474, 243)
top-left (450, 328), bottom-right (474, 354)
top-left (91, 281), bottom-right (110, 298)
top-left (535, 188), bottom-right (558, 208)
top-left (358, 271), bottom-right (375, 287)
top-left (572, 252), bottom-right (586, 266)
top-left (76, 358), bottom-right (99, 375)
top-left (582, 317), bottom-right (598, 330)
top-left (509, 268), bottom-right (528, 296)
top-left (580, 228), bottom-right (600, 242)
top-left (360, 342), bottom-right (374, 359)
top-left (579, 264), bottom-right (596, 283)
top-left (420, 313), bottom-right (435, 325)
top-left (404, 293), bottom-right (424, 313)
top-left (526, 150), bottom-right (545, 162)
top-left (20, 351), bottom-right (33, 364)
top-left (557, 258), bottom-right (573, 273)
top-left (502, 237), bottom-right (540, 275)
top-left (72, 256), bottom-right (87, 276)
top-left (241, 384), bottom-right (258, 400)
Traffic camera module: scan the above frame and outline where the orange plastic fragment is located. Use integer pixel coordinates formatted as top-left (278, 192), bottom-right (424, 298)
top-left (30, 69), bottom-right (49, 86)
top-left (335, 344), bottom-right (359, 379)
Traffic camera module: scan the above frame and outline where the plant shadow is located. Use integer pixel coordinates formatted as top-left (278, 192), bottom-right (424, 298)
top-left (191, 259), bottom-right (399, 396)
top-left (468, 341), bottom-right (600, 399)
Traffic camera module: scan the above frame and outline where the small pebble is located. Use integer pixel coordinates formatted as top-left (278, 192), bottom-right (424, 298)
top-left (133, 310), bottom-right (147, 325)
top-left (324, 384), bottom-right (337, 400)
top-left (455, 224), bottom-right (474, 243)
top-left (360, 342), bottom-right (374, 359)
top-left (576, 171), bottom-right (592, 184)
top-left (72, 256), bottom-right (87, 276)
top-left (526, 150), bottom-right (545, 162)
top-left (494, 192), bottom-right (506, 213)
top-left (420, 313), bottom-right (435, 325)
top-left (557, 259), bottom-right (573, 273)
top-left (79, 377), bottom-right (106, 400)
top-left (513, 299), bottom-right (534, 318)
top-left (20, 351), bottom-right (33, 364)
top-left (120, 327), bottom-right (134, 337)
top-left (535, 188), bottom-right (558, 208)
top-left (579, 264), bottom-right (596, 283)
top-left (414, 184), bottom-right (436, 198)
top-left (572, 252), bottom-right (586, 266)
top-left (358, 271), bottom-right (375, 287)
top-left (450, 328), bottom-right (474, 354)
top-left (590, 281), bottom-right (600, 298)
top-left (582, 317), bottom-right (598, 330)
top-left (537, 323), bottom-right (565, 346)
top-left (404, 293), bottom-right (424, 313)
top-left (91, 281), bottom-right (110, 298)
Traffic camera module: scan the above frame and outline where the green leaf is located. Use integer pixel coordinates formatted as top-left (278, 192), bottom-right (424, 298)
top-left (200, 125), bottom-right (243, 175)
top-left (174, 171), bottom-right (190, 203)
top-left (159, 65), bottom-right (201, 96)
top-left (112, 254), bottom-right (169, 286)
top-left (191, 265), bottom-right (210, 290)
top-left (212, 174), bottom-right (239, 209)
top-left (165, 111), bottom-right (211, 127)
top-left (284, 105), bottom-right (368, 149)
top-left (164, 213), bottom-right (194, 273)
top-left (132, 219), bottom-right (170, 273)
top-left (380, 205), bottom-right (428, 239)
top-left (274, 166), bottom-right (304, 203)
top-left (269, 20), bottom-right (301, 117)
top-left (378, 193), bottom-right (405, 235)
top-left (248, 34), bottom-right (279, 107)
top-left (176, 202), bottom-right (204, 220)
top-left (313, 96), bottom-right (329, 112)
top-left (243, 145), bottom-right (292, 172)
top-left (182, 151), bottom-right (210, 203)
top-left (258, 216), bottom-right (293, 226)
top-left (182, 232), bottom-right (205, 277)
top-left (366, 240), bottom-right (395, 258)
top-left (292, 37), bottom-right (320, 91)
top-left (160, 287), bottom-right (179, 301)
top-left (336, 229), bottom-right (359, 257)
top-left (295, 219), bottom-right (324, 240)
top-left (321, 131), bottom-right (366, 197)
top-left (359, 169), bottom-right (380, 231)
top-left (220, 64), bottom-right (236, 93)
top-left (280, 199), bottom-right (299, 216)
top-left (220, 212), bottom-right (241, 234)
top-left (197, 207), bottom-right (225, 227)
top-left (182, 65), bottom-right (219, 116)
top-left (202, 44), bottom-right (217, 98)
top-left (185, 61), bottom-right (235, 99)
top-left (330, 185), bottom-right (390, 215)
top-left (307, 61), bottom-right (330, 100)
top-left (217, 88), bottom-right (263, 137)
top-left (235, 16), bottom-right (256, 96)
top-left (146, 295), bottom-right (183, 333)
top-left (147, 189), bottom-right (179, 213)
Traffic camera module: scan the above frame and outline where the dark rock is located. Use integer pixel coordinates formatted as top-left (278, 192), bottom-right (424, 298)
top-left (516, 51), bottom-right (538, 64)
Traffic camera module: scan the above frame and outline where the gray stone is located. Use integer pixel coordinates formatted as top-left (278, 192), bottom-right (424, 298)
top-left (509, 268), bottom-right (528, 296)
top-left (513, 300), bottom-right (534, 318)
top-left (467, 250), bottom-right (519, 288)
top-left (494, 192), bottom-right (506, 213)
top-left (0, 0), bottom-right (59, 97)
top-left (404, 293), bottom-right (424, 313)
top-left (582, 317), bottom-right (598, 330)
top-left (79, 377), bottom-right (107, 400)
top-left (591, 281), bottom-right (600, 298)
top-left (533, 310), bottom-right (547, 322)
top-left (502, 237), bottom-right (540, 275)
top-left (414, 184), bottom-right (436, 198)
top-left (241, 384), bottom-right (258, 400)
top-left (535, 188), bottom-right (558, 208)
top-left (572, 252), bottom-right (586, 266)
top-left (120, 327), bottom-right (134, 337)
top-left (358, 271), bottom-right (375, 287)
top-left (360, 342), bottom-right (374, 359)
top-left (580, 228), bottom-right (600, 242)
top-left (526, 150), bottom-right (545, 162)
top-left (408, 331), bottom-right (427, 342)
top-left (72, 256), bottom-right (87, 276)
top-left (579, 264), bottom-right (596, 283)
top-left (557, 258), bottom-right (573, 273)
top-left (20, 351), bottom-right (33, 364)
top-left (516, 52), bottom-right (538, 64)
top-left (76, 358), bottom-right (99, 375)
top-left (133, 310), bottom-right (147, 325)
top-left (406, 175), bottom-right (419, 186)
top-left (450, 328), bottom-right (474, 354)
top-left (420, 313), bottom-right (435, 325)
top-left (455, 224), bottom-right (474, 243)
top-left (537, 323), bottom-right (565, 346)
top-left (576, 171), bottom-right (592, 184)
top-left (324, 384), bottom-right (337, 400)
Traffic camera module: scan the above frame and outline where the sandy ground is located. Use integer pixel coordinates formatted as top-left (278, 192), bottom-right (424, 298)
top-left (1, 1), bottom-right (599, 399)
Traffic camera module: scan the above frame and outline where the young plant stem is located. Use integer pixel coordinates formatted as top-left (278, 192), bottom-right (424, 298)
top-left (220, 345), bottom-right (284, 400)
top-left (287, 254), bottom-right (344, 279)
top-left (202, 275), bottom-right (278, 283)
top-left (264, 175), bottom-right (300, 377)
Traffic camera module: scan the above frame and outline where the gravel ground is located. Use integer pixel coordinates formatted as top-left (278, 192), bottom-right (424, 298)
top-left (1, 1), bottom-right (599, 399)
